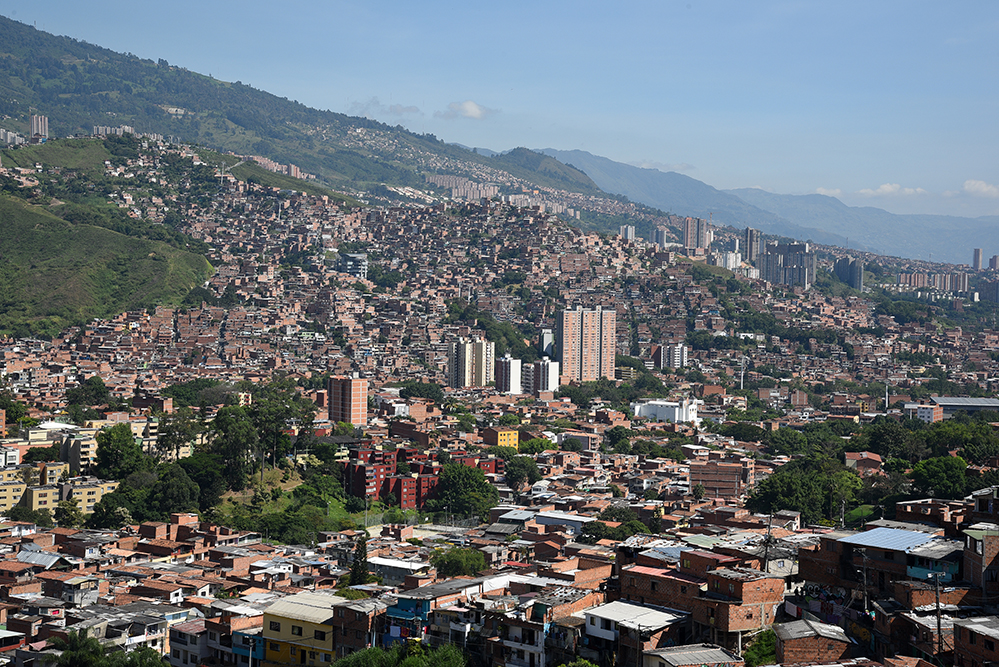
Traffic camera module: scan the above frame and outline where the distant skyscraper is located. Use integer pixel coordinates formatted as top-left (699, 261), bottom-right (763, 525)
top-left (619, 225), bottom-right (636, 241)
top-left (556, 306), bottom-right (616, 382)
top-left (758, 242), bottom-right (817, 289)
top-left (683, 217), bottom-right (711, 254)
top-left (991, 255), bottom-right (999, 271)
top-left (29, 115), bottom-right (48, 141)
top-left (538, 328), bottom-right (555, 357)
top-left (744, 227), bottom-right (762, 262)
top-left (447, 338), bottom-right (495, 388)
top-left (495, 354), bottom-right (522, 395)
top-left (531, 357), bottom-right (560, 394)
top-left (329, 375), bottom-right (367, 427)
top-left (834, 257), bottom-right (865, 291)
top-left (653, 227), bottom-right (670, 249)
top-left (974, 248), bottom-right (984, 271)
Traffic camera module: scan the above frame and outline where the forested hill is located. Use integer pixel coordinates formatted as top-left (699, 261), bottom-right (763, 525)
top-left (0, 16), bottom-right (601, 195)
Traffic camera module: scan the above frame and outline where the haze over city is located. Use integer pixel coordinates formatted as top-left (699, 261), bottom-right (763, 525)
top-left (3, 0), bottom-right (997, 218)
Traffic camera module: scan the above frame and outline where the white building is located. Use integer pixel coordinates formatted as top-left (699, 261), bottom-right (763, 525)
top-left (495, 354), bottom-right (522, 395)
top-left (630, 398), bottom-right (700, 426)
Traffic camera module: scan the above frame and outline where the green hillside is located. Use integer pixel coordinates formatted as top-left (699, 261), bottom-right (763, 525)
top-left (0, 16), bottom-right (602, 196)
top-left (0, 195), bottom-right (212, 337)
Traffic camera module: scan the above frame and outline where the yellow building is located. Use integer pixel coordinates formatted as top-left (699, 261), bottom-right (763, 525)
top-left (481, 427), bottom-right (519, 449)
top-left (23, 485), bottom-right (59, 512)
top-left (63, 478), bottom-right (119, 514)
top-left (0, 481), bottom-right (26, 511)
top-left (40, 462), bottom-right (70, 486)
top-left (262, 591), bottom-right (345, 666)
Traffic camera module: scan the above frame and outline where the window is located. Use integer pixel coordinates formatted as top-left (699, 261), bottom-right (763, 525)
top-left (651, 581), bottom-right (658, 592)
top-left (241, 657), bottom-right (248, 664)
top-left (270, 643), bottom-right (280, 652)
top-left (680, 586), bottom-right (687, 594)
top-left (315, 630), bottom-right (326, 641)
top-left (291, 647), bottom-right (297, 656)
top-left (323, 655), bottom-right (332, 663)
top-left (589, 617), bottom-right (595, 625)
top-left (209, 632), bottom-right (217, 641)
top-left (310, 652), bottom-right (317, 660)
top-left (356, 630), bottom-right (363, 640)
top-left (338, 609), bottom-right (345, 618)
top-left (270, 621), bottom-right (281, 632)
top-left (292, 626), bottom-right (303, 636)
top-left (172, 650), bottom-right (180, 659)
top-left (971, 633), bottom-right (977, 645)
top-left (682, 558), bottom-right (691, 568)
top-left (986, 640), bottom-right (995, 651)
top-left (728, 583), bottom-right (735, 593)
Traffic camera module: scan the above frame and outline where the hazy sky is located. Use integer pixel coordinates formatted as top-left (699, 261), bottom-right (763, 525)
top-left (3, 1), bottom-right (997, 217)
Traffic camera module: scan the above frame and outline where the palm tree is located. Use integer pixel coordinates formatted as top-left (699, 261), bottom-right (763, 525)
top-left (51, 630), bottom-right (104, 667)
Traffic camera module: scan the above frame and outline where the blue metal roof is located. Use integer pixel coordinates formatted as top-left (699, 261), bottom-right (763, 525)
top-left (838, 527), bottom-right (935, 551)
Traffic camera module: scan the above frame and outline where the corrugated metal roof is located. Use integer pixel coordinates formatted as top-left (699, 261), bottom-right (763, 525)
top-left (932, 397), bottom-right (999, 407)
top-left (838, 527), bottom-right (935, 551)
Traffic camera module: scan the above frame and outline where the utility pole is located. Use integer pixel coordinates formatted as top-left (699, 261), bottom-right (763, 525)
top-left (929, 571), bottom-right (943, 656)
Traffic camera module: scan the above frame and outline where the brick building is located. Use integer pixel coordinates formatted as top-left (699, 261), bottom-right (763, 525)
top-left (775, 619), bottom-right (852, 664)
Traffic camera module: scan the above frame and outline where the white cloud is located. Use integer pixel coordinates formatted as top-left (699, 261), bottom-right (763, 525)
top-left (434, 100), bottom-right (498, 120)
top-left (348, 97), bottom-right (422, 117)
top-left (857, 183), bottom-right (927, 197)
top-left (628, 160), bottom-right (695, 173)
top-left (815, 187), bottom-right (842, 197)
top-left (963, 179), bottom-right (999, 198)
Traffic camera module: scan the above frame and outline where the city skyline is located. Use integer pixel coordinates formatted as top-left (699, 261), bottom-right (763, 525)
top-left (1, 1), bottom-right (996, 219)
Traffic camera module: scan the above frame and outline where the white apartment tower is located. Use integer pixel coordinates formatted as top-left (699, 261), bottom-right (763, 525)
top-left (447, 338), bottom-right (495, 388)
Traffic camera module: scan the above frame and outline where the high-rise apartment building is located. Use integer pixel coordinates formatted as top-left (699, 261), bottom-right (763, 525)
top-left (523, 356), bottom-right (560, 394)
top-left (556, 306), bottom-right (616, 382)
top-left (758, 242), bottom-right (816, 289)
top-left (619, 225), bottom-right (636, 241)
top-left (495, 354), bottom-right (522, 395)
top-left (328, 375), bottom-right (367, 427)
top-left (538, 328), bottom-right (555, 357)
top-left (683, 217), bottom-right (711, 254)
top-left (744, 227), bottom-right (762, 262)
top-left (991, 255), bottom-right (999, 271)
top-left (29, 115), bottom-right (48, 140)
top-left (653, 227), bottom-right (670, 249)
top-left (664, 343), bottom-right (688, 369)
top-left (834, 257), bottom-right (864, 291)
top-left (447, 338), bottom-right (495, 388)
top-left (974, 248), bottom-right (984, 271)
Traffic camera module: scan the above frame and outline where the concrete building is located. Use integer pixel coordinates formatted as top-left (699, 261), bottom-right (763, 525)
top-left (328, 375), bottom-right (368, 427)
top-left (339, 253), bottom-right (368, 280)
top-left (631, 398), bottom-right (699, 425)
top-left (835, 257), bottom-right (865, 290)
top-left (620, 225), bottom-right (636, 241)
top-left (447, 338), bottom-right (495, 388)
top-left (557, 306), bottom-right (616, 383)
top-left (758, 242), bottom-right (817, 289)
top-left (744, 227), bottom-right (762, 263)
top-left (495, 354), bottom-right (522, 395)
top-left (29, 115), bottom-right (48, 141)
top-left (683, 217), bottom-right (711, 254)
top-left (974, 248), bottom-right (984, 271)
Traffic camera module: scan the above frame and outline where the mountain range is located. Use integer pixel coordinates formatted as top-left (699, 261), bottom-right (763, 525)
top-left (0, 14), bottom-right (992, 265)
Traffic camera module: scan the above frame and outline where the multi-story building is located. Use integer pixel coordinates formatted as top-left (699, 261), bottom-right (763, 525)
top-left (29, 115), bottom-right (48, 141)
top-left (683, 217), bottom-right (711, 254)
top-left (328, 375), bottom-right (367, 427)
top-left (447, 338), bottom-right (495, 388)
top-left (495, 354), bottom-right (522, 395)
top-left (834, 257), bottom-right (865, 290)
top-left (687, 458), bottom-right (753, 500)
top-left (339, 253), bottom-right (368, 280)
top-left (523, 357), bottom-right (560, 395)
top-left (538, 328), bottom-right (555, 357)
top-left (974, 248), bottom-right (984, 271)
top-left (657, 343), bottom-right (687, 369)
top-left (261, 591), bottom-right (344, 666)
top-left (556, 306), bottom-right (616, 383)
top-left (619, 225), bottom-right (636, 241)
top-left (653, 227), bottom-right (671, 250)
top-left (744, 227), bottom-right (762, 262)
top-left (758, 242), bottom-right (816, 289)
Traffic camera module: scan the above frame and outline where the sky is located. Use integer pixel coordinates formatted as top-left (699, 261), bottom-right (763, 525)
top-left (2, 1), bottom-right (998, 218)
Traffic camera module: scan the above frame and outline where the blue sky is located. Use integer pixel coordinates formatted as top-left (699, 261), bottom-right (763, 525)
top-left (3, 1), bottom-right (998, 217)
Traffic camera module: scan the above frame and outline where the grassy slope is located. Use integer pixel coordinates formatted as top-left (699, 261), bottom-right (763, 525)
top-left (0, 195), bottom-right (212, 336)
top-left (0, 139), bottom-right (111, 173)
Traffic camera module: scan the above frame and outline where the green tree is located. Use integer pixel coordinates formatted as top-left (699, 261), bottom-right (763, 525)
top-left (6, 506), bottom-right (53, 527)
top-left (22, 443), bottom-right (61, 464)
top-left (692, 483), bottom-right (706, 499)
top-left (910, 456), bottom-right (967, 499)
top-left (154, 407), bottom-right (201, 461)
top-left (209, 406), bottom-right (258, 491)
top-left (431, 548), bottom-right (486, 577)
top-left (52, 629), bottom-right (104, 667)
top-left (560, 438), bottom-right (584, 452)
top-left (66, 375), bottom-right (111, 407)
top-left (349, 536), bottom-right (369, 585)
top-left (517, 438), bottom-right (551, 455)
top-left (178, 453), bottom-right (228, 510)
top-left (54, 497), bottom-right (84, 529)
top-left (428, 464), bottom-right (499, 520)
top-left (504, 456), bottom-right (542, 492)
top-left (150, 463), bottom-right (200, 516)
top-left (94, 423), bottom-right (149, 481)
top-left (744, 629), bottom-right (776, 667)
